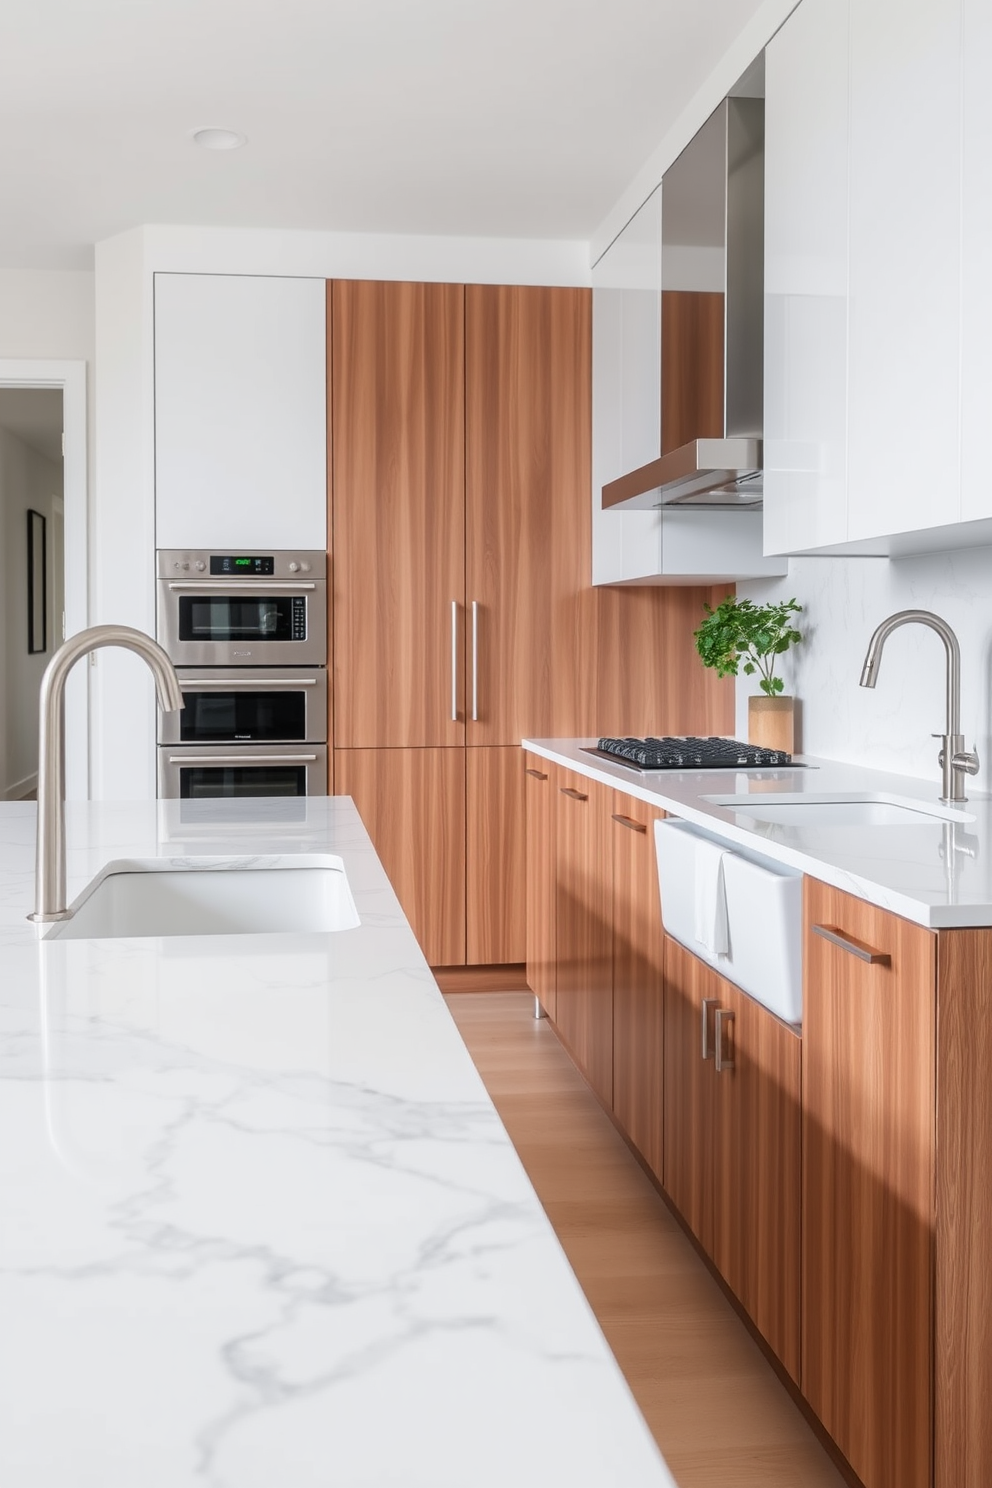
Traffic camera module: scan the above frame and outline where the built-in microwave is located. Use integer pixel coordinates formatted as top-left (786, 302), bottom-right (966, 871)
top-left (156, 550), bottom-right (327, 667)
top-left (158, 743), bottom-right (328, 800)
top-left (159, 668), bottom-right (328, 747)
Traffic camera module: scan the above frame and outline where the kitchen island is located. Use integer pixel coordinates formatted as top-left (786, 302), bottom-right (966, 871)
top-left (0, 795), bottom-right (672, 1488)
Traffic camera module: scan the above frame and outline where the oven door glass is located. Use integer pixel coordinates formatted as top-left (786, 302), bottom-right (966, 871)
top-left (180, 765), bottom-right (307, 798)
top-left (180, 689), bottom-right (307, 743)
top-left (178, 595), bottom-right (305, 644)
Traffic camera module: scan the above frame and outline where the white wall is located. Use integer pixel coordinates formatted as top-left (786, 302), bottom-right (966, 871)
top-left (92, 223), bottom-right (591, 799)
top-left (737, 549), bottom-right (992, 788)
top-left (0, 426), bottom-right (64, 798)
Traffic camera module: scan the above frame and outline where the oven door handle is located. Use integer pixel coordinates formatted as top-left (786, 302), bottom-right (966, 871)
top-left (166, 753), bottom-right (319, 765)
top-left (177, 678), bottom-right (320, 689)
top-left (166, 581), bottom-right (318, 592)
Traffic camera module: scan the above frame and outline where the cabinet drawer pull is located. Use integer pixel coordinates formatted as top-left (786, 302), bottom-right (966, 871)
top-left (714, 1007), bottom-right (736, 1073)
top-left (560, 787), bottom-right (588, 801)
top-left (701, 997), bottom-right (720, 1059)
top-left (611, 813), bottom-right (647, 833)
top-left (812, 923), bottom-right (891, 966)
top-left (525, 768), bottom-right (548, 780)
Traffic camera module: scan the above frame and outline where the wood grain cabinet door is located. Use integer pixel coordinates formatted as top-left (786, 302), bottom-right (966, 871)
top-left (663, 935), bottom-right (718, 1252)
top-left (334, 747), bottom-right (466, 968)
top-left (554, 770), bottom-right (614, 1107)
top-left (611, 795), bottom-right (666, 1184)
top-left (466, 745), bottom-right (525, 966)
top-left (710, 977), bottom-right (801, 1384)
top-left (331, 279), bottom-right (466, 748)
top-left (524, 754), bottom-right (557, 1017)
top-left (465, 285), bottom-right (588, 746)
top-left (803, 880), bottom-right (935, 1488)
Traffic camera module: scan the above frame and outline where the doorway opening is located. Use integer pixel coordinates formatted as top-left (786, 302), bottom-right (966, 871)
top-left (0, 360), bottom-right (86, 800)
top-left (0, 388), bottom-right (65, 799)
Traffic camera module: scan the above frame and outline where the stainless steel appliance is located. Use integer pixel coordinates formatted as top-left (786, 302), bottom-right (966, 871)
top-left (156, 549), bottom-right (326, 667)
top-left (156, 549), bottom-right (328, 801)
top-left (159, 667), bottom-right (328, 747)
top-left (158, 743), bottom-right (328, 799)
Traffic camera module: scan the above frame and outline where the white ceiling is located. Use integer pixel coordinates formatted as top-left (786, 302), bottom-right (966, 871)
top-left (0, 0), bottom-right (769, 270)
top-left (0, 390), bottom-right (63, 463)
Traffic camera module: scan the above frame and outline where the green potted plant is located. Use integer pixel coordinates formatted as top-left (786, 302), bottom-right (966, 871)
top-left (694, 596), bottom-right (803, 752)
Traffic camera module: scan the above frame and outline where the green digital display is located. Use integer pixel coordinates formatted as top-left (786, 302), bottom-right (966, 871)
top-left (209, 555), bottom-right (275, 575)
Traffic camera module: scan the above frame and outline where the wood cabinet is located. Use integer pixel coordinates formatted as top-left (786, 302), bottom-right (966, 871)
top-left (331, 279), bottom-right (465, 750)
top-left (524, 754), bottom-right (557, 1018)
top-left (663, 934), bottom-right (801, 1381)
top-left (611, 794), bottom-right (666, 1184)
top-left (465, 285), bottom-right (579, 746)
top-left (466, 746), bottom-right (525, 965)
top-left (554, 770), bottom-right (614, 1107)
top-left (803, 879), bottom-right (935, 1488)
top-left (333, 747), bottom-right (466, 967)
top-left (154, 273), bottom-right (328, 550)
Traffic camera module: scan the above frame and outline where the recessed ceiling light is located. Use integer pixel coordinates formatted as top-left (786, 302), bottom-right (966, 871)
top-left (192, 127), bottom-right (246, 151)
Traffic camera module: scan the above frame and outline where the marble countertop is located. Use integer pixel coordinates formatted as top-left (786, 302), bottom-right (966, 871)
top-left (523, 739), bottom-right (992, 929)
top-left (0, 796), bottom-right (672, 1488)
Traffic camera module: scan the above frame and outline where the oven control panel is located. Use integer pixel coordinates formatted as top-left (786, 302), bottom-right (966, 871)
top-left (156, 550), bottom-right (326, 581)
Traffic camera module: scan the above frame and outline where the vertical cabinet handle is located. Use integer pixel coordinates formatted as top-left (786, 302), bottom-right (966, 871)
top-left (701, 997), bottom-right (720, 1060)
top-left (450, 600), bottom-right (458, 723)
top-left (471, 600), bottom-right (479, 722)
top-left (714, 1008), bottom-right (736, 1073)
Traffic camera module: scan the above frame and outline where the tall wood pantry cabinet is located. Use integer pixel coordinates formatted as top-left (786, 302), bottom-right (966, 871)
top-left (331, 280), bottom-right (587, 966)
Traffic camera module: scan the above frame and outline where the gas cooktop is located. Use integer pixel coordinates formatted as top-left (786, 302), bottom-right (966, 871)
top-left (584, 736), bottom-right (795, 772)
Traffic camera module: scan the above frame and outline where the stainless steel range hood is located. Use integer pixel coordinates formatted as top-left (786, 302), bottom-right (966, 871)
top-left (603, 96), bottom-right (765, 512)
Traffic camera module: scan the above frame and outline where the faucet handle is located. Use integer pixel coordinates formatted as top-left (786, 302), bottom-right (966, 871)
top-left (952, 748), bottom-right (980, 778)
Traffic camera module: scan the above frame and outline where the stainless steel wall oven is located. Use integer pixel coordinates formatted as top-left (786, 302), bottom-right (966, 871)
top-left (156, 551), bottom-right (328, 800)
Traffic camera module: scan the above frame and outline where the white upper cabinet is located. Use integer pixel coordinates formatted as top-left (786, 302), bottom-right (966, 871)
top-left (846, 0), bottom-right (961, 542)
top-left (765, 0), bottom-right (988, 555)
top-left (763, 0), bottom-right (851, 555)
top-left (960, 0), bottom-right (992, 523)
top-left (592, 188), bottom-right (667, 584)
top-left (154, 274), bottom-right (327, 550)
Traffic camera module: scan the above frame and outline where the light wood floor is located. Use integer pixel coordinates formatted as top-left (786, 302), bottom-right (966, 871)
top-left (445, 992), bottom-right (847, 1488)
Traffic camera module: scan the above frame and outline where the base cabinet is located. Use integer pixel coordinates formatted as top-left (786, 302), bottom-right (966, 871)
top-left (664, 936), bottom-right (801, 1381)
top-left (524, 756), bottom-right (557, 1018)
top-left (803, 880), bottom-right (936, 1488)
top-left (528, 767), bottom-right (992, 1488)
top-left (611, 795), bottom-right (666, 1185)
top-left (554, 770), bottom-right (614, 1108)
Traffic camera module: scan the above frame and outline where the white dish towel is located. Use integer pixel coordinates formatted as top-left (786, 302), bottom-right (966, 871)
top-left (693, 837), bottom-right (730, 958)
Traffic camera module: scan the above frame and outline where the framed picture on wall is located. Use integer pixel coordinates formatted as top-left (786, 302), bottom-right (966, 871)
top-left (27, 508), bottom-right (46, 655)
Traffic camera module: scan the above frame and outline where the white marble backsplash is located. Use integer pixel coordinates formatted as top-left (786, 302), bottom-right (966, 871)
top-left (737, 546), bottom-right (992, 785)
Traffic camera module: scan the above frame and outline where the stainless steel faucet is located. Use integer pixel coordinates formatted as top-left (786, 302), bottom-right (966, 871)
top-left (29, 625), bottom-right (184, 923)
top-left (859, 609), bottom-right (979, 803)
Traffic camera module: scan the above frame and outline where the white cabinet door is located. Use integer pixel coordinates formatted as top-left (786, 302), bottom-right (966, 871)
top-left (846, 0), bottom-right (961, 541)
top-left (592, 187), bottom-right (664, 584)
top-left (763, 0), bottom-right (851, 556)
top-left (154, 274), bottom-right (327, 550)
top-left (960, 0), bottom-right (992, 523)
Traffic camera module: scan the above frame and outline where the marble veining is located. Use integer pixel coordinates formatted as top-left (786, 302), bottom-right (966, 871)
top-left (0, 796), bottom-right (672, 1488)
top-left (525, 739), bottom-right (992, 928)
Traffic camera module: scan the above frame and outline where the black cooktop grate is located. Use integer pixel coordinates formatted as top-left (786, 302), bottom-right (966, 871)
top-left (593, 735), bottom-right (793, 770)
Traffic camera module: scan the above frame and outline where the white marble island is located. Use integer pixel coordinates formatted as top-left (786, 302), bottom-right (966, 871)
top-left (0, 797), bottom-right (672, 1488)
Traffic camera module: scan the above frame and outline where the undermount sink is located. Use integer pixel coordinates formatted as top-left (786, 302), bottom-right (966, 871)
top-left (702, 792), bottom-right (976, 828)
top-left (44, 856), bottom-right (360, 940)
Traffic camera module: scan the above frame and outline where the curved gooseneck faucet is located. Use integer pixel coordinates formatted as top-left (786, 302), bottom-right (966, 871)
top-left (859, 609), bottom-right (979, 803)
top-left (30, 626), bottom-right (185, 923)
